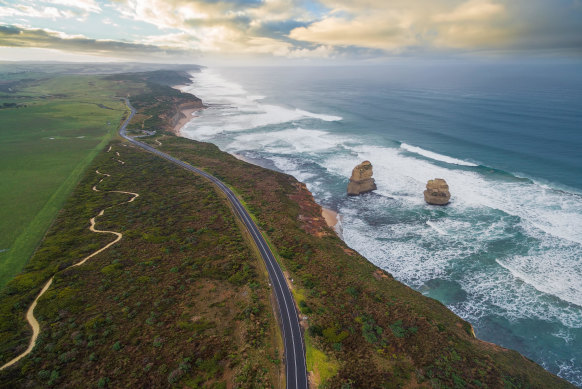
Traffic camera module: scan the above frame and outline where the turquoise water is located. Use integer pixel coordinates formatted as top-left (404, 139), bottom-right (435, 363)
top-left (181, 63), bottom-right (582, 386)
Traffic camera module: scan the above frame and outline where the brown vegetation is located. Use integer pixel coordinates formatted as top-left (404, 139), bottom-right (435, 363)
top-left (0, 143), bottom-right (281, 388)
top-left (152, 134), bottom-right (573, 389)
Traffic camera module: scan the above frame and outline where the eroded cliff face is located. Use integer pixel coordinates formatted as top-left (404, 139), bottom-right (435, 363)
top-left (168, 101), bottom-right (205, 129)
top-left (289, 182), bottom-right (333, 237)
top-left (424, 178), bottom-right (451, 205)
top-left (347, 161), bottom-right (377, 196)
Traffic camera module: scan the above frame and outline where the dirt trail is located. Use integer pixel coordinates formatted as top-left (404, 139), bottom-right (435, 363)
top-left (0, 153), bottom-right (138, 371)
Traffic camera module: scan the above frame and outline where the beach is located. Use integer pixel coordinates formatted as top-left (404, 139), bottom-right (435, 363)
top-left (172, 107), bottom-right (201, 136)
top-left (322, 207), bottom-right (338, 229)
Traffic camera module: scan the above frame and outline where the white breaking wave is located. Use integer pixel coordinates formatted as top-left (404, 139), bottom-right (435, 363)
top-left (227, 128), bottom-right (345, 154)
top-left (325, 145), bottom-right (582, 323)
top-left (400, 143), bottom-right (478, 167)
top-left (325, 144), bottom-right (582, 245)
top-left (181, 69), bottom-right (342, 139)
top-left (180, 66), bottom-right (582, 330)
top-left (426, 220), bottom-right (448, 235)
top-left (296, 109), bottom-right (342, 122)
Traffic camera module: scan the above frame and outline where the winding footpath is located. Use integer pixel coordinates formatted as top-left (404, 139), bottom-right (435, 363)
top-left (120, 99), bottom-right (308, 389)
top-left (0, 152), bottom-right (138, 371)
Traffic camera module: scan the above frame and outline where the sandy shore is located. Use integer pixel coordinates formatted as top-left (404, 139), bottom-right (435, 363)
top-left (322, 208), bottom-right (339, 228)
top-left (172, 108), bottom-right (201, 136)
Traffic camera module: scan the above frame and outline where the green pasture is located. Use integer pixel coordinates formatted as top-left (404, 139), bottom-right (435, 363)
top-left (0, 74), bottom-right (128, 289)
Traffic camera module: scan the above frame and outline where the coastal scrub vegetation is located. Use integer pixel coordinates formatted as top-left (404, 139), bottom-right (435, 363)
top-left (0, 143), bottom-right (282, 387)
top-left (151, 132), bottom-right (574, 388)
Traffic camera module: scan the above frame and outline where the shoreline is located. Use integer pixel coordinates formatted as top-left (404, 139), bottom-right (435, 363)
top-left (173, 81), bottom-right (342, 236)
top-left (322, 207), bottom-right (338, 229)
top-left (172, 107), bottom-right (201, 136)
top-left (171, 83), bottom-right (205, 136)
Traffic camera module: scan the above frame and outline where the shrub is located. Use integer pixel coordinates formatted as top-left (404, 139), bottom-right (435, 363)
top-left (48, 370), bottom-right (60, 386)
top-left (153, 336), bottom-right (164, 348)
top-left (308, 325), bottom-right (323, 337)
top-left (346, 287), bottom-right (359, 297)
top-left (299, 300), bottom-right (312, 314)
top-left (168, 368), bottom-right (184, 384)
top-left (390, 320), bottom-right (406, 338)
top-left (322, 326), bottom-right (349, 343)
top-left (362, 316), bottom-right (383, 343)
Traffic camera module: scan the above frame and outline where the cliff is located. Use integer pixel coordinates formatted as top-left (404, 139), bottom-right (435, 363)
top-left (347, 161), bottom-right (377, 195)
top-left (167, 100), bottom-right (204, 134)
top-left (424, 178), bottom-right (451, 205)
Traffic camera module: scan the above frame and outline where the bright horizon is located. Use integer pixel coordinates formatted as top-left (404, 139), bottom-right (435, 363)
top-left (1, 0), bottom-right (582, 65)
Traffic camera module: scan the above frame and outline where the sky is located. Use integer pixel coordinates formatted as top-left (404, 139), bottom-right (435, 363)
top-left (1, 0), bottom-right (581, 64)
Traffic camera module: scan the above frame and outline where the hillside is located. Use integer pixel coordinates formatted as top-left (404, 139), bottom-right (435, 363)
top-left (0, 141), bottom-right (282, 387)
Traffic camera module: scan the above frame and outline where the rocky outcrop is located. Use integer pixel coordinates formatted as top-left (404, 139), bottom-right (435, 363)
top-left (347, 161), bottom-right (377, 196)
top-left (424, 178), bottom-right (451, 205)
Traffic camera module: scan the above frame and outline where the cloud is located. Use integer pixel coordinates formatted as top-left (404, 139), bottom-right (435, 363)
top-left (0, 5), bottom-right (75, 20)
top-left (0, 25), bottom-right (193, 58)
top-left (431, 0), bottom-right (511, 49)
top-left (107, 0), bottom-right (323, 55)
top-left (1, 0), bottom-right (581, 60)
top-left (433, 0), bottom-right (504, 23)
top-left (289, 0), bottom-right (513, 52)
top-left (44, 0), bottom-right (102, 13)
top-left (288, 0), bottom-right (582, 55)
top-left (289, 15), bottom-right (418, 51)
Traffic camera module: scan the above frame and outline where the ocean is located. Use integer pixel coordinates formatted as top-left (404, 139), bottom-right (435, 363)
top-left (180, 63), bottom-right (582, 386)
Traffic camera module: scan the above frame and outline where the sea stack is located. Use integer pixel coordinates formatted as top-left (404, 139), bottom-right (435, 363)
top-left (424, 178), bottom-right (451, 205)
top-left (347, 161), bottom-right (377, 196)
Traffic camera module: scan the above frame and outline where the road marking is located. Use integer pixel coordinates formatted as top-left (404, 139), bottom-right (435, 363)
top-left (120, 99), bottom-right (308, 389)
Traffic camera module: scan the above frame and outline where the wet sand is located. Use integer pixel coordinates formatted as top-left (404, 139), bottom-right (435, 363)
top-left (322, 208), bottom-right (338, 228)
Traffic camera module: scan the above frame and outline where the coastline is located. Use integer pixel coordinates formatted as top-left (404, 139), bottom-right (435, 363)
top-left (322, 207), bottom-right (338, 229)
top-left (161, 72), bottom-right (582, 387)
top-left (171, 83), bottom-right (205, 136)
top-left (172, 107), bottom-right (201, 136)
top-left (140, 130), bottom-right (574, 388)
top-left (173, 81), bottom-right (342, 236)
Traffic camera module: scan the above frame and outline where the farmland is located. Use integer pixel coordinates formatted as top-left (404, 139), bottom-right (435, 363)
top-left (0, 73), bottom-right (129, 288)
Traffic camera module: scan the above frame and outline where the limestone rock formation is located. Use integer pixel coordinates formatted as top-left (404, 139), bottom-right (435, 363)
top-left (424, 178), bottom-right (451, 205)
top-left (347, 161), bottom-right (377, 196)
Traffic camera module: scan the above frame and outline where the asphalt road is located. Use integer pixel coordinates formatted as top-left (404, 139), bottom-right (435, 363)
top-left (119, 99), bottom-right (309, 389)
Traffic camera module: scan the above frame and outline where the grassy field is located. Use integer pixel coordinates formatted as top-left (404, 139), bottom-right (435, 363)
top-left (0, 74), bottom-right (129, 289)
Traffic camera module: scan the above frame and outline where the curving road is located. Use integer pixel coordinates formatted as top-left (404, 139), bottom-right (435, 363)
top-left (119, 99), bottom-right (308, 389)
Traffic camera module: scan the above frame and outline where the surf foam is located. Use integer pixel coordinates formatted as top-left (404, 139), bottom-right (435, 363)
top-left (401, 143), bottom-right (478, 167)
top-left (179, 67), bottom-right (582, 385)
